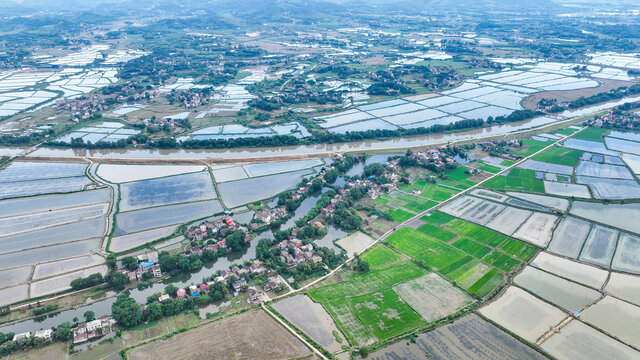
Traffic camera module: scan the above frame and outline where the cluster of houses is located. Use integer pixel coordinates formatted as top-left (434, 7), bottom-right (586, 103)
top-left (478, 140), bottom-right (523, 161)
top-left (56, 97), bottom-right (107, 121)
top-left (185, 216), bottom-right (249, 245)
top-left (408, 147), bottom-right (457, 167)
top-left (276, 239), bottom-right (323, 267)
top-left (118, 253), bottom-right (162, 282)
top-left (72, 316), bottom-right (117, 345)
top-left (11, 329), bottom-right (53, 344)
top-left (253, 207), bottom-right (288, 225)
top-left (594, 111), bottom-right (640, 130)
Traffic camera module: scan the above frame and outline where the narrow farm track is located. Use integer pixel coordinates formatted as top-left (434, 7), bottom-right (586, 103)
top-left (269, 125), bottom-right (588, 301)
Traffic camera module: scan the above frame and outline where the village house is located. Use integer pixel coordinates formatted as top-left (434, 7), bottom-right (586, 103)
top-left (12, 332), bottom-right (31, 343)
top-left (34, 329), bottom-right (53, 341)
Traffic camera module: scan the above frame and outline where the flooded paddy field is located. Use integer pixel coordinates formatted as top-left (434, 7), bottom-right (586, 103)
top-left (512, 212), bottom-right (559, 247)
top-left (542, 320), bottom-right (640, 360)
top-left (439, 195), bottom-right (483, 217)
top-left (217, 169), bottom-right (312, 208)
top-left (96, 164), bottom-right (206, 183)
top-left (547, 217), bottom-right (592, 259)
top-left (622, 153), bottom-right (640, 174)
top-left (518, 159), bottom-right (573, 175)
top-left (611, 233), bottom-right (640, 274)
top-left (576, 161), bottom-right (634, 179)
top-left (604, 136), bottom-right (640, 155)
top-left (119, 171), bottom-right (217, 212)
top-left (579, 225), bottom-right (618, 268)
top-left (513, 266), bottom-right (601, 311)
top-left (505, 192), bottom-right (569, 211)
top-left (335, 231), bottom-right (374, 257)
top-left (582, 296), bottom-right (640, 349)
top-left (459, 200), bottom-right (506, 226)
top-left (212, 159), bottom-right (323, 183)
top-left (570, 201), bottom-right (640, 235)
top-left (272, 295), bottom-right (345, 352)
top-left (576, 177), bottom-right (640, 200)
top-left (0, 203), bottom-right (108, 237)
top-left (605, 272), bottom-right (640, 306)
top-left (0, 176), bottom-right (91, 200)
top-left (562, 138), bottom-right (620, 156)
top-left (30, 265), bottom-right (109, 297)
top-left (364, 314), bottom-right (547, 360)
top-left (32, 254), bottom-right (105, 280)
top-left (114, 200), bottom-right (223, 235)
top-left (543, 181), bottom-right (591, 198)
top-left (485, 207), bottom-right (532, 235)
top-left (0, 189), bottom-right (110, 217)
top-left (0, 161), bottom-right (87, 181)
top-left (470, 189), bottom-right (509, 202)
top-left (110, 226), bottom-right (179, 253)
top-left (479, 286), bottom-right (567, 343)
top-left (531, 252), bottom-right (608, 289)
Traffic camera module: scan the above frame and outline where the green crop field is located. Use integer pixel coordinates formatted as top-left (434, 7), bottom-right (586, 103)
top-left (512, 139), bottom-right (548, 156)
top-left (362, 244), bottom-right (405, 269)
top-left (386, 208), bottom-right (415, 222)
top-left (467, 269), bottom-right (504, 297)
top-left (572, 127), bottom-right (609, 142)
top-left (308, 260), bottom-right (429, 345)
top-left (482, 251), bottom-right (521, 272)
top-left (417, 223), bottom-right (457, 242)
top-left (532, 147), bottom-right (583, 166)
top-left (385, 227), bottom-right (467, 270)
top-left (452, 237), bottom-right (492, 258)
top-left (432, 186), bottom-right (460, 201)
top-left (496, 237), bottom-right (538, 261)
top-left (445, 219), bottom-right (507, 246)
top-left (400, 181), bottom-right (460, 202)
top-left (480, 164), bottom-right (502, 174)
top-left (483, 168), bottom-right (545, 193)
top-left (351, 289), bottom-right (426, 340)
top-left (445, 166), bottom-right (473, 182)
top-left (421, 211), bottom-right (456, 225)
top-left (554, 127), bottom-right (580, 136)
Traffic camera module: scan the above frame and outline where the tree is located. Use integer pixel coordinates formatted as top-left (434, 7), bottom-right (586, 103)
top-left (107, 254), bottom-right (117, 269)
top-left (121, 256), bottom-right (138, 271)
top-left (363, 163), bottom-right (385, 177)
top-left (164, 284), bottom-right (178, 297)
top-left (83, 310), bottom-right (95, 322)
top-left (310, 178), bottom-right (323, 193)
top-left (111, 294), bottom-right (142, 329)
top-left (225, 230), bottom-right (246, 252)
top-left (105, 271), bottom-right (129, 291)
top-left (145, 302), bottom-right (163, 322)
top-left (355, 255), bottom-right (370, 272)
top-left (209, 282), bottom-right (228, 301)
top-left (55, 322), bottom-right (73, 342)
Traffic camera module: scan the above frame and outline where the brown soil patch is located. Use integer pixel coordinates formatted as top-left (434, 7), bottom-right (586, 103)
top-left (128, 310), bottom-right (311, 360)
top-left (521, 79), bottom-right (637, 110)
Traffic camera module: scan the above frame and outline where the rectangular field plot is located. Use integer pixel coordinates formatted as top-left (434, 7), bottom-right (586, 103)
top-left (416, 95), bottom-right (461, 107)
top-left (485, 207), bottom-right (532, 235)
top-left (517, 159), bottom-right (573, 175)
top-left (119, 171), bottom-right (216, 211)
top-left (328, 119), bottom-right (398, 133)
top-left (605, 272), bottom-right (640, 306)
top-left (576, 161), bottom-right (633, 179)
top-left (579, 225), bottom-right (618, 268)
top-left (542, 320), bottom-right (640, 360)
top-left (30, 265), bottom-right (108, 297)
top-left (0, 285), bottom-right (29, 307)
top-left (365, 314), bottom-right (547, 360)
top-left (0, 189), bottom-right (110, 218)
top-left (622, 153), bottom-right (640, 174)
top-left (382, 108), bottom-right (447, 126)
top-left (563, 138), bottom-right (619, 156)
top-left (512, 212), bottom-right (559, 247)
top-left (451, 237), bottom-right (492, 260)
top-left (611, 233), bottom-right (640, 274)
top-left (218, 169), bottom-right (312, 208)
top-left (357, 99), bottom-right (407, 111)
top-left (385, 228), bottom-right (467, 271)
top-left (470, 189), bottom-right (509, 202)
top-left (483, 169), bottom-right (545, 193)
top-left (482, 251), bottom-right (521, 272)
top-left (272, 295), bottom-right (345, 352)
top-left (605, 136), bottom-right (640, 155)
top-left (32, 254), bottom-right (105, 280)
top-left (506, 192), bottom-right (569, 211)
top-left (479, 286), bottom-right (567, 343)
top-left (96, 164), bottom-right (206, 183)
top-left (544, 181), bottom-right (591, 198)
top-left (114, 200), bottom-right (223, 235)
top-left (366, 103), bottom-right (426, 118)
top-left (351, 289), bottom-right (426, 340)
top-left (211, 166), bottom-right (248, 182)
top-left (0, 266), bottom-right (32, 289)
top-left (439, 195), bottom-right (483, 217)
top-left (582, 296), bottom-right (640, 349)
top-left (308, 261), bottom-right (428, 345)
top-left (571, 201), bottom-right (640, 235)
top-left (0, 161), bottom-right (87, 182)
top-left (514, 266), bottom-right (601, 311)
top-left (392, 273), bottom-right (474, 322)
top-left (436, 100), bottom-right (485, 114)
top-left (361, 245), bottom-right (405, 269)
top-left (417, 223), bottom-right (457, 242)
top-left (457, 106), bottom-right (513, 120)
top-left (110, 225), bottom-right (178, 253)
top-left (317, 110), bottom-right (372, 128)
top-left (0, 176), bottom-right (90, 199)
top-left (531, 252), bottom-right (608, 289)
top-left (0, 203), bottom-right (108, 237)
top-left (243, 159), bottom-right (322, 178)
top-left (577, 177), bottom-right (640, 200)
top-left (459, 200), bottom-right (506, 225)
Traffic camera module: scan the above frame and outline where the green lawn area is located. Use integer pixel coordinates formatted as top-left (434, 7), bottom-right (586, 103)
top-left (308, 260), bottom-right (429, 345)
top-left (483, 168), bottom-right (545, 193)
top-left (420, 211), bottom-right (456, 225)
top-left (417, 223), bottom-right (458, 242)
top-left (532, 147), bottom-right (583, 167)
top-left (362, 244), bottom-right (405, 269)
top-left (572, 127), bottom-right (609, 142)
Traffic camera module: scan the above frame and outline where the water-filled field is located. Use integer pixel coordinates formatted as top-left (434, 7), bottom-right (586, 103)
top-left (582, 296), bottom-right (640, 348)
top-left (547, 217), bottom-right (592, 259)
top-left (512, 212), bottom-right (558, 247)
top-left (571, 201), bottom-right (640, 234)
top-left (96, 164), bottom-right (206, 183)
top-left (531, 252), bottom-right (608, 289)
top-left (579, 225), bottom-right (618, 268)
top-left (217, 169), bottom-right (312, 208)
top-left (611, 233), bottom-right (640, 274)
top-left (576, 177), bottom-right (640, 200)
top-left (119, 171), bottom-right (217, 211)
